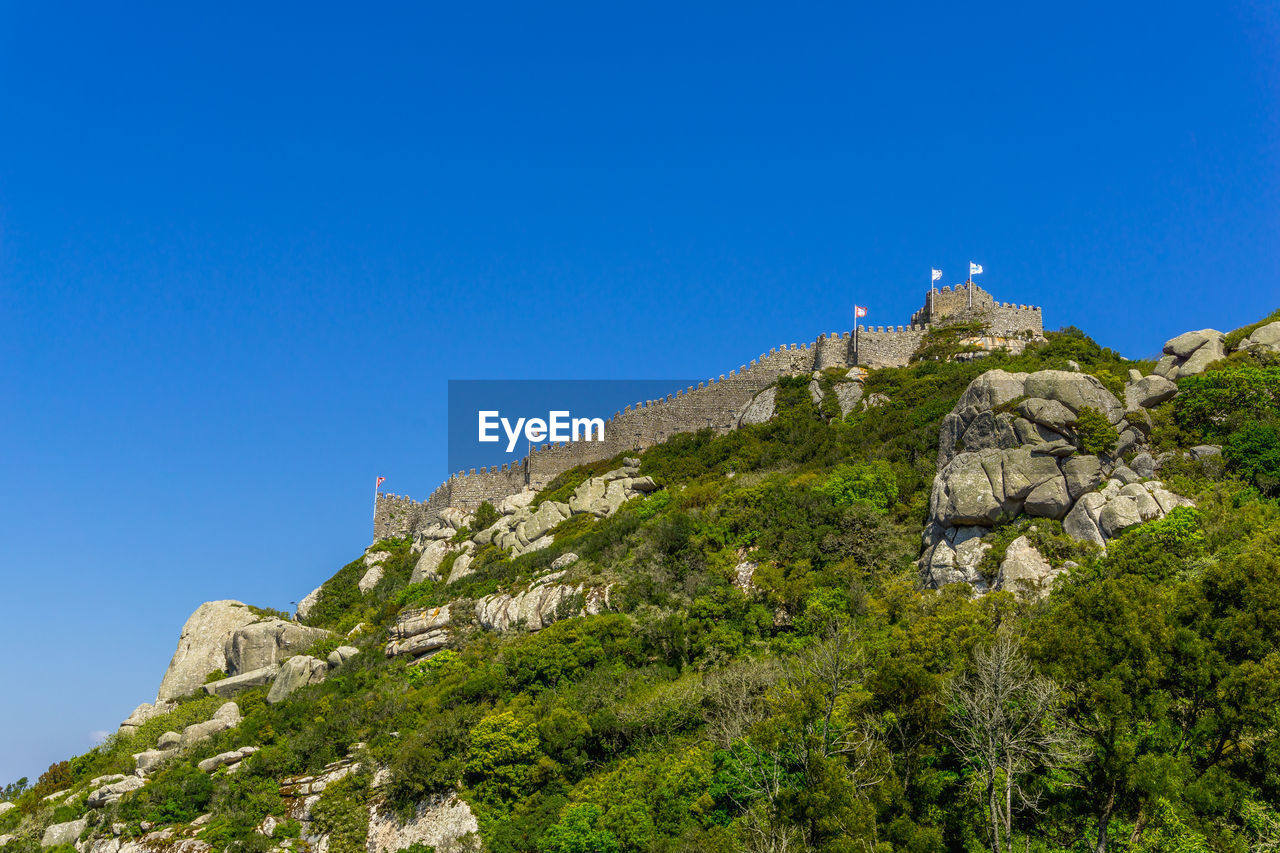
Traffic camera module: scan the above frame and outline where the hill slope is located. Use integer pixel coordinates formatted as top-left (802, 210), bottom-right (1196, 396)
top-left (3, 316), bottom-right (1280, 853)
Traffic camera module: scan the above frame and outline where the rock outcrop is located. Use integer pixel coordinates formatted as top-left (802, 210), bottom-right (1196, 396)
top-left (87, 775), bottom-right (145, 808)
top-left (1153, 329), bottom-right (1226, 380)
top-left (464, 460), bottom-right (658, 562)
top-left (923, 368), bottom-right (1194, 592)
top-left (385, 580), bottom-right (612, 658)
top-left (366, 795), bottom-right (480, 853)
top-left (266, 655), bottom-right (329, 704)
top-left (1239, 320), bottom-right (1280, 354)
top-left (118, 700), bottom-right (176, 737)
top-left (224, 619), bottom-right (331, 675)
top-left (157, 601), bottom-right (259, 701)
top-left (42, 817), bottom-right (88, 847)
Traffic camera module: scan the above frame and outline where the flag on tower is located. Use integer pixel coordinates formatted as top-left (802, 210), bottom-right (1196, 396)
top-left (931, 268), bottom-right (943, 282)
top-left (969, 262), bottom-right (983, 276)
top-left (854, 305), bottom-right (868, 318)
top-left (376, 476), bottom-right (386, 488)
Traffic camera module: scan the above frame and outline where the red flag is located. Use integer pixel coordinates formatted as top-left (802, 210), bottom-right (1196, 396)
top-left (376, 476), bottom-right (386, 488)
top-left (854, 305), bottom-right (868, 318)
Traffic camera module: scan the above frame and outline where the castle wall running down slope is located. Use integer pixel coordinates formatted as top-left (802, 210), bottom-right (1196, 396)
top-left (375, 286), bottom-right (1047, 540)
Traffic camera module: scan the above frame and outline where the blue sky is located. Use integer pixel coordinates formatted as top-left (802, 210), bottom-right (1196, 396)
top-left (1, 1), bottom-right (1277, 783)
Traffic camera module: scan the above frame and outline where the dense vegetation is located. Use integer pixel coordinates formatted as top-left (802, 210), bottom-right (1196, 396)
top-left (4, 323), bottom-right (1280, 853)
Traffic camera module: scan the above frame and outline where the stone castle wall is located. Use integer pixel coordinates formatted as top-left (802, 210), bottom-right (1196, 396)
top-left (910, 283), bottom-right (1042, 337)
top-left (373, 285), bottom-right (1045, 540)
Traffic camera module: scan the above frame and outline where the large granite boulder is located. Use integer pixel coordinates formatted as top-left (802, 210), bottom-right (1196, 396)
top-left (118, 700), bottom-right (177, 737)
top-left (87, 775), bottom-right (145, 808)
top-left (157, 601), bottom-right (260, 701)
top-left (1153, 329), bottom-right (1225, 380)
top-left (412, 540), bottom-right (452, 583)
top-left (1062, 479), bottom-right (1193, 547)
top-left (224, 619), bottom-right (331, 675)
top-left (267, 655), bottom-right (329, 704)
top-left (996, 536), bottom-right (1058, 597)
top-left (1124, 374), bottom-right (1179, 411)
top-left (736, 387), bottom-right (777, 426)
top-left (203, 666), bottom-right (277, 698)
top-left (42, 817), bottom-right (88, 847)
top-left (1240, 320), bottom-right (1280, 354)
top-left (385, 606), bottom-right (453, 658)
top-left (938, 369), bottom-right (1127, 469)
top-left (365, 794), bottom-right (480, 853)
top-left (295, 585), bottom-right (324, 620)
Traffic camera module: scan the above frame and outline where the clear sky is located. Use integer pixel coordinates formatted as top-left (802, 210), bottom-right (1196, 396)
top-left (1, 1), bottom-right (1277, 784)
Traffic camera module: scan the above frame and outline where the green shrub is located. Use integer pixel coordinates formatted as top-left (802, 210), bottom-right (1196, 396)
top-left (1224, 307), bottom-right (1280, 351)
top-left (1224, 420), bottom-right (1280, 496)
top-left (472, 501), bottom-right (501, 531)
top-left (813, 460), bottom-right (898, 512)
top-left (310, 774), bottom-right (370, 853)
top-left (1075, 406), bottom-right (1119, 455)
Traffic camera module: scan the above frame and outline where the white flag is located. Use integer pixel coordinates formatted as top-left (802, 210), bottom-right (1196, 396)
top-left (969, 262), bottom-right (983, 276)
top-left (931, 268), bottom-right (942, 282)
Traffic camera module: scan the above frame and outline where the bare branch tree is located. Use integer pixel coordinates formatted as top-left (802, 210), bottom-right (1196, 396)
top-left (947, 634), bottom-right (1086, 853)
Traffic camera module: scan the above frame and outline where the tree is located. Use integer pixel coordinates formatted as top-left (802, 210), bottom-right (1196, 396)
top-left (947, 635), bottom-right (1083, 853)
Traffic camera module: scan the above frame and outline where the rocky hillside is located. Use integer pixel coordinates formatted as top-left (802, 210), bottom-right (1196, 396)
top-left (3, 314), bottom-right (1280, 853)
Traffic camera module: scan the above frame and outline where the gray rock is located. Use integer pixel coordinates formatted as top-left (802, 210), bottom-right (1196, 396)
top-left (737, 387), bottom-right (777, 426)
top-left (1178, 338), bottom-right (1225, 377)
top-left (178, 702), bottom-right (242, 749)
top-left (157, 601), bottom-right (259, 701)
top-left (1189, 444), bottom-right (1222, 459)
top-left (1165, 329), bottom-right (1222, 359)
top-left (133, 748), bottom-right (176, 775)
top-left (834, 382), bottom-right (864, 415)
top-left (267, 655), bottom-right (329, 704)
top-left (1241, 320), bottom-right (1280, 353)
top-left (732, 560), bottom-right (758, 591)
top-left (118, 701), bottom-right (176, 737)
top-left (364, 550), bottom-right (391, 566)
top-left (197, 746), bottom-right (259, 774)
top-left (42, 817), bottom-right (88, 847)
top-left (1062, 455), bottom-right (1104, 500)
top-left (931, 451), bottom-right (1010, 527)
top-left (446, 544), bottom-right (476, 584)
top-left (1024, 476), bottom-right (1071, 519)
top-left (1111, 465), bottom-right (1142, 484)
top-left (1015, 398), bottom-right (1076, 435)
top-left (358, 565), bottom-right (384, 593)
top-left (1063, 492), bottom-right (1108, 546)
top-left (523, 501), bottom-right (568, 541)
top-left (1022, 370), bottom-right (1124, 424)
top-left (326, 645), bottom-right (360, 670)
top-left (365, 793), bottom-right (480, 853)
top-left (550, 552), bottom-right (579, 570)
top-left (1130, 451), bottom-right (1158, 479)
top-left (412, 540), bottom-right (452, 584)
top-left (157, 731), bottom-right (182, 750)
top-left (88, 775), bottom-right (146, 808)
top-left (997, 536), bottom-right (1057, 596)
top-left (1153, 353), bottom-right (1179, 378)
top-left (203, 666), bottom-right (277, 698)
top-left (1125, 374), bottom-right (1178, 410)
top-left (295, 585), bottom-right (324, 620)
top-left (224, 619), bottom-right (331, 675)
top-left (1098, 497), bottom-right (1145, 539)
top-left (1128, 368), bottom-right (1143, 383)
top-left (1000, 449), bottom-right (1063, 501)
top-left (0, 802), bottom-right (13, 817)
top-left (386, 629), bottom-right (451, 659)
top-left (386, 606), bottom-right (453, 658)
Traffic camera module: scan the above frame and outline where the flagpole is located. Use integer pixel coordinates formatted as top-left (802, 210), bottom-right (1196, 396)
top-left (373, 476), bottom-right (377, 539)
top-left (853, 305), bottom-right (858, 366)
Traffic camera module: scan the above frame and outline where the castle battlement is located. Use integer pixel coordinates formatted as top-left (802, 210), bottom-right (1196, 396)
top-left (373, 282), bottom-right (1047, 540)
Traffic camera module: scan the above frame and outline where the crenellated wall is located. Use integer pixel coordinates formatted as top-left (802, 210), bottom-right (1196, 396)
top-left (910, 283), bottom-right (1043, 337)
top-left (373, 285), bottom-right (1047, 540)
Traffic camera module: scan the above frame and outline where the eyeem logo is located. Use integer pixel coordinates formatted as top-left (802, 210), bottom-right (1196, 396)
top-left (478, 411), bottom-right (606, 453)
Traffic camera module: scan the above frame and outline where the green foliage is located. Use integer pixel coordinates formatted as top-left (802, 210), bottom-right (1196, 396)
top-left (1223, 419), bottom-right (1280, 496)
top-left (118, 762), bottom-right (213, 826)
top-left (813, 460), bottom-right (898, 512)
top-left (1075, 406), bottom-right (1119, 455)
top-left (472, 501), bottom-right (501, 531)
top-left (538, 803), bottom-right (621, 853)
top-left (1174, 365), bottom-right (1280, 439)
top-left (465, 712), bottom-right (543, 806)
top-left (310, 774), bottom-right (370, 853)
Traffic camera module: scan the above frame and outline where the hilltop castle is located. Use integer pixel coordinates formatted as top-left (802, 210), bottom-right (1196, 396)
top-left (374, 283), bottom-right (1044, 539)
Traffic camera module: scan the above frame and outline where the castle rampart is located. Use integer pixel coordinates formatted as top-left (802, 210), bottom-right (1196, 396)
top-left (373, 283), bottom-right (1047, 540)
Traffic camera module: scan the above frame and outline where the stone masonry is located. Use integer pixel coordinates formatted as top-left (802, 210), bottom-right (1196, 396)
top-left (375, 285), bottom-right (1046, 540)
